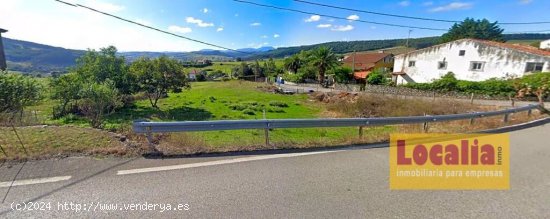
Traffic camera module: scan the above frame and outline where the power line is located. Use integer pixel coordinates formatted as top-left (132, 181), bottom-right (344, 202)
top-left (233, 0), bottom-right (448, 31)
top-left (293, 0), bottom-right (550, 25)
top-left (53, 0), bottom-right (250, 54)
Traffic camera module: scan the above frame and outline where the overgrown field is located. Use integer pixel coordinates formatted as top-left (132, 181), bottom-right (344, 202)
top-left (1, 80), bottom-right (544, 160)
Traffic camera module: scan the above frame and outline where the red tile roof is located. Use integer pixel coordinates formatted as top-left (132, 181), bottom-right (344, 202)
top-left (343, 53), bottom-right (391, 70)
top-left (353, 71), bottom-right (371, 79)
top-left (471, 39), bottom-right (550, 57)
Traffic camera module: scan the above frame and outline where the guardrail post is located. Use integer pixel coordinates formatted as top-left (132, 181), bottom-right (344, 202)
top-left (527, 109), bottom-right (532, 117)
top-left (503, 113), bottom-right (509, 124)
top-left (145, 126), bottom-right (156, 151)
top-left (359, 126), bottom-right (364, 139)
top-left (470, 93), bottom-right (474, 104)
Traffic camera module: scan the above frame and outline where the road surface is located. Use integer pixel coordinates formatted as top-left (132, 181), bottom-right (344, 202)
top-left (0, 122), bottom-right (549, 218)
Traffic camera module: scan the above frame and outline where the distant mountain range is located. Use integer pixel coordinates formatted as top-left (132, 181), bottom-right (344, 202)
top-left (3, 33), bottom-right (550, 74)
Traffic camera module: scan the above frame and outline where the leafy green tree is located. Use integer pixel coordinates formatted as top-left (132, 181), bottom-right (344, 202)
top-left (0, 71), bottom-right (42, 115)
top-left (74, 46), bottom-right (136, 94)
top-left (440, 18), bottom-right (504, 43)
top-left (283, 54), bottom-right (302, 74)
top-left (130, 56), bottom-right (189, 108)
top-left (78, 80), bottom-right (122, 128)
top-left (515, 72), bottom-right (550, 103)
top-left (331, 66), bottom-right (353, 84)
top-left (252, 60), bottom-right (264, 77)
top-left (265, 58), bottom-right (277, 76)
top-left (309, 46), bottom-right (339, 84)
top-left (50, 73), bottom-right (83, 117)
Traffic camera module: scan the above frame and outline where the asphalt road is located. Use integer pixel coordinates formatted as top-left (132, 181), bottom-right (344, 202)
top-left (0, 122), bottom-right (549, 218)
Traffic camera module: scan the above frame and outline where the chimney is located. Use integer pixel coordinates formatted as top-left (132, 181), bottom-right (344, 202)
top-left (0, 28), bottom-right (7, 71)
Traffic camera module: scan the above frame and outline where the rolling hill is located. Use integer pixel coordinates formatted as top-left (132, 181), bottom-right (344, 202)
top-left (3, 33), bottom-right (549, 74)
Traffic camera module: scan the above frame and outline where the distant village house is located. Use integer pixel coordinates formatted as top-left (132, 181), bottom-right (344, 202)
top-left (342, 52), bottom-right (394, 81)
top-left (392, 38), bottom-right (550, 85)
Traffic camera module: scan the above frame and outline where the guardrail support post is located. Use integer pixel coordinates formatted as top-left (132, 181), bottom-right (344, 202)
top-left (503, 113), bottom-right (509, 124)
top-left (470, 93), bottom-right (474, 104)
top-left (423, 122), bottom-right (429, 132)
top-left (145, 126), bottom-right (156, 151)
top-left (527, 109), bottom-right (532, 117)
top-left (359, 126), bottom-right (364, 139)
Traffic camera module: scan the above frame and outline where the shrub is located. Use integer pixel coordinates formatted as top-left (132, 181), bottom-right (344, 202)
top-left (269, 101), bottom-right (289, 108)
top-left (431, 72), bottom-right (458, 91)
top-left (78, 80), bottom-right (122, 128)
top-left (0, 71), bottom-right (43, 115)
top-left (331, 66), bottom-right (353, 84)
top-left (242, 109), bottom-right (256, 115)
top-left (366, 68), bottom-right (389, 85)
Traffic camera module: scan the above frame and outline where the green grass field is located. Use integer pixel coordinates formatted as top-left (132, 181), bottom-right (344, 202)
top-left (183, 60), bottom-right (285, 75)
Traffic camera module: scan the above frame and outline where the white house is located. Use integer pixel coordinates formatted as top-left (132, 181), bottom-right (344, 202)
top-left (541, 39), bottom-right (550, 50)
top-left (392, 38), bottom-right (550, 84)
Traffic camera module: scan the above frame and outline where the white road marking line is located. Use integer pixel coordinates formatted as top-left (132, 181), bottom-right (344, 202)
top-left (0, 176), bottom-right (72, 188)
top-left (117, 150), bottom-right (342, 175)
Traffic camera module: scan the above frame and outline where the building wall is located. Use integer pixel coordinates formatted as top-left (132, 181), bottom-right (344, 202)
top-left (393, 40), bottom-right (550, 84)
top-left (541, 39), bottom-right (550, 50)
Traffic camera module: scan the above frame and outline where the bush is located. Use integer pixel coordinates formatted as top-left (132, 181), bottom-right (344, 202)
top-left (331, 66), bottom-right (353, 84)
top-left (366, 68), bottom-right (389, 85)
top-left (431, 72), bottom-right (458, 91)
top-left (269, 101), bottom-right (289, 108)
top-left (78, 81), bottom-right (122, 128)
top-left (0, 71), bottom-right (42, 115)
top-left (242, 109), bottom-right (256, 115)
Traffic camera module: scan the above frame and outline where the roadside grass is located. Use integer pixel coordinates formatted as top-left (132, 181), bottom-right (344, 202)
top-left (0, 126), bottom-right (129, 161)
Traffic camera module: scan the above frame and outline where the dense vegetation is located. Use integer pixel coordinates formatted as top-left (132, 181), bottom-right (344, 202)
top-left (405, 72), bottom-right (550, 102)
top-left (440, 18), bottom-right (504, 43)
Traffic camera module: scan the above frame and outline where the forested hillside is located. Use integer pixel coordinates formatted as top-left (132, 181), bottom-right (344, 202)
top-left (3, 33), bottom-right (550, 74)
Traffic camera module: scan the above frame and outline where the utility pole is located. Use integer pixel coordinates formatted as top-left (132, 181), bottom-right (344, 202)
top-left (0, 28), bottom-right (7, 71)
top-left (352, 50), bottom-right (356, 73)
top-left (405, 29), bottom-right (413, 48)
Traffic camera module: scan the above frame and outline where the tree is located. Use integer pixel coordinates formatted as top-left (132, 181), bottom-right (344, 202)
top-left (0, 71), bottom-right (42, 115)
top-left (265, 58), bottom-right (277, 76)
top-left (331, 66), bottom-right (353, 84)
top-left (78, 80), bottom-right (122, 128)
top-left (283, 54), bottom-right (302, 74)
top-left (514, 72), bottom-right (550, 103)
top-left (309, 46), bottom-right (339, 84)
top-left (440, 18), bottom-right (504, 43)
top-left (50, 73), bottom-right (83, 118)
top-left (130, 56), bottom-right (189, 108)
top-left (74, 46), bottom-right (136, 95)
top-left (366, 68), bottom-right (389, 85)
top-left (252, 60), bottom-right (264, 77)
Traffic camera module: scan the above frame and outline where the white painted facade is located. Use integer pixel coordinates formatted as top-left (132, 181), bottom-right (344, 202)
top-left (393, 39), bottom-right (550, 84)
top-left (541, 39), bottom-right (550, 50)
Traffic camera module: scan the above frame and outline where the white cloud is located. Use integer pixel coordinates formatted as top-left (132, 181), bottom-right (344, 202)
top-left (250, 22), bottom-right (261, 26)
top-left (317, 24), bottom-right (332, 28)
top-left (168, 25), bottom-right (192, 34)
top-left (399, 1), bottom-right (411, 7)
top-left (202, 8), bottom-right (208, 13)
top-left (429, 2), bottom-right (473, 12)
top-left (85, 0), bottom-right (125, 13)
top-left (216, 27), bottom-right (224, 32)
top-left (305, 15), bottom-right (321, 22)
top-left (261, 35), bottom-right (268, 38)
top-left (331, 25), bottom-right (354, 32)
top-left (519, 0), bottom-right (532, 4)
top-left (0, 0), bottom-right (205, 52)
top-left (422, 1), bottom-right (434, 6)
top-left (347, 14), bottom-right (359, 21)
top-left (186, 17), bottom-right (214, 27)
top-left (273, 34), bottom-right (280, 38)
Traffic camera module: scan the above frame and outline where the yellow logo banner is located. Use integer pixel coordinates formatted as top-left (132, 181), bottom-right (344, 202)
top-left (389, 133), bottom-right (510, 190)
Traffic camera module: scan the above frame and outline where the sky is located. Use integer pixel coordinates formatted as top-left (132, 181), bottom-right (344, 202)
top-left (1, 0), bottom-right (549, 52)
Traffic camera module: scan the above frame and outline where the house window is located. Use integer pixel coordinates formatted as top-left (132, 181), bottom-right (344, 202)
top-left (470, 62), bottom-right (484, 71)
top-left (525, 62), bottom-right (544, 73)
top-left (408, 61), bottom-right (416, 67)
top-left (459, 50), bottom-right (466, 56)
top-left (438, 61), bottom-right (447, 70)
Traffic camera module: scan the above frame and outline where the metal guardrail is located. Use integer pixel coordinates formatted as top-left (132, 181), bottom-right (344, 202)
top-left (134, 104), bottom-right (545, 150)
